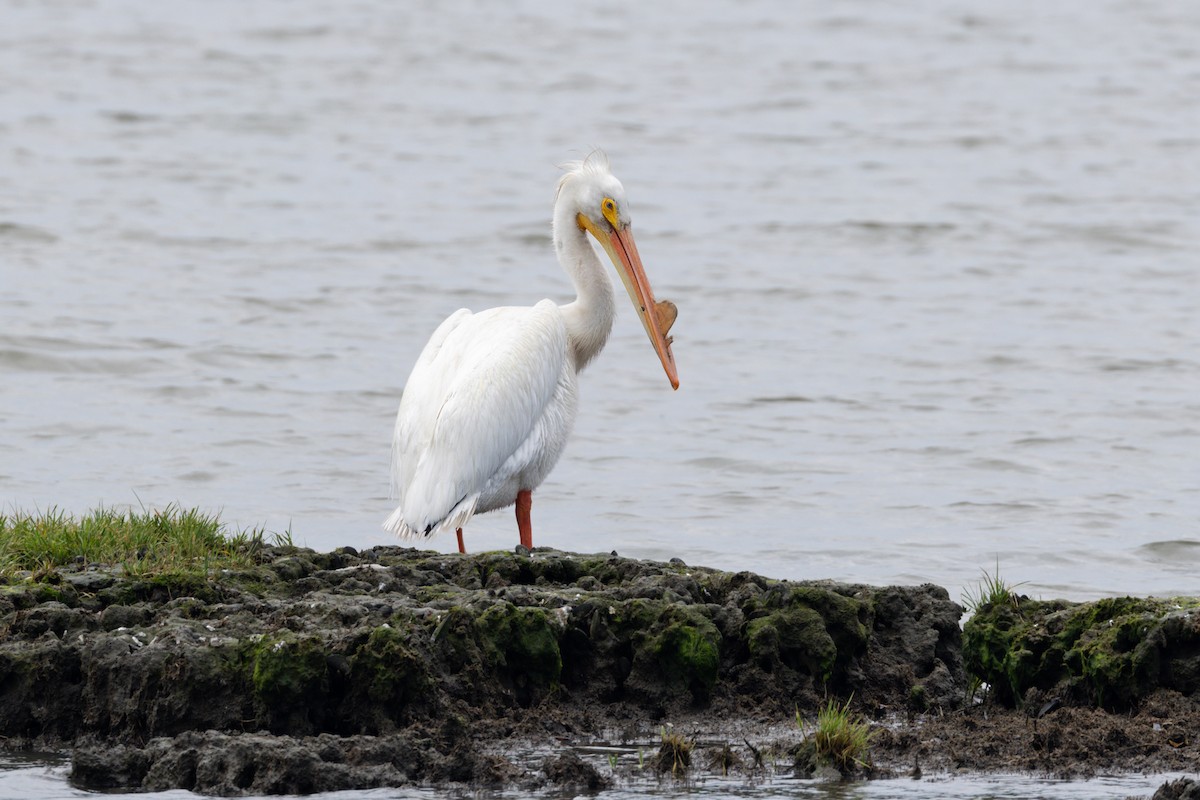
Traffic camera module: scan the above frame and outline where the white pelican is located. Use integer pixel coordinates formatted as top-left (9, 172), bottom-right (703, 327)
top-left (384, 152), bottom-right (679, 553)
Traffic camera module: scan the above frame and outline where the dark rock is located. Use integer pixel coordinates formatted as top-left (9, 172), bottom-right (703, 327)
top-left (99, 604), bottom-right (150, 631)
top-left (542, 751), bottom-right (610, 792)
top-left (64, 571), bottom-right (115, 593)
top-left (71, 731), bottom-right (419, 795)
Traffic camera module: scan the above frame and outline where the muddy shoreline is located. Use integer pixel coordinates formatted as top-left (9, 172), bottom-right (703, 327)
top-left (0, 546), bottom-right (1196, 795)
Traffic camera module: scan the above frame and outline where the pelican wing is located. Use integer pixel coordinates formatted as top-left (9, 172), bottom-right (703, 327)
top-left (387, 300), bottom-right (567, 537)
top-left (389, 307), bottom-right (471, 504)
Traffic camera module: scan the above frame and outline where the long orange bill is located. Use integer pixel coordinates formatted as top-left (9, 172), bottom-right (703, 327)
top-left (605, 225), bottom-right (680, 390)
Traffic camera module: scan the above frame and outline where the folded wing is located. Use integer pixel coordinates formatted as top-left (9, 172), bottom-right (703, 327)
top-left (386, 301), bottom-right (567, 537)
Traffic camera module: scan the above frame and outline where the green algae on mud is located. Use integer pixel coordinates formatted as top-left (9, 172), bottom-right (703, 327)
top-left (963, 593), bottom-right (1200, 709)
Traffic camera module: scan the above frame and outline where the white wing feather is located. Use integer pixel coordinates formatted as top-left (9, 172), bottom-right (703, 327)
top-left (385, 300), bottom-right (567, 538)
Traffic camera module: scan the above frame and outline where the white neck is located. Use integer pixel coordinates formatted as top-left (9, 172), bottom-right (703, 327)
top-left (553, 201), bottom-right (615, 373)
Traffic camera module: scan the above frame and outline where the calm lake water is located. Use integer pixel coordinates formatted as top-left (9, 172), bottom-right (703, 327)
top-left (2, 0), bottom-right (1198, 797)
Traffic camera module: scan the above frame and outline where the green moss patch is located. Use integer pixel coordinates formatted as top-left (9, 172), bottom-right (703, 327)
top-left (478, 603), bottom-right (563, 704)
top-left (964, 595), bottom-right (1200, 709)
top-left (248, 632), bottom-right (329, 710)
top-left (742, 584), bottom-right (871, 690)
top-left (355, 625), bottom-right (427, 700)
top-left (609, 600), bottom-right (722, 700)
top-left (651, 617), bottom-right (720, 697)
top-left (747, 604), bottom-right (835, 678)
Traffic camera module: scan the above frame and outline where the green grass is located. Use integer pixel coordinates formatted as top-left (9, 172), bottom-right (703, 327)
top-left (800, 696), bottom-right (874, 772)
top-left (962, 561), bottom-right (1026, 615)
top-left (0, 505), bottom-right (280, 579)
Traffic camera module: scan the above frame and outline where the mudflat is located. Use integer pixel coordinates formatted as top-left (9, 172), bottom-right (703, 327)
top-left (0, 546), bottom-right (1195, 795)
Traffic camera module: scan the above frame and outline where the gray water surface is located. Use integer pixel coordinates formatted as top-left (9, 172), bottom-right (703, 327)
top-left (2, 1), bottom-right (1198, 796)
top-left (0, 755), bottom-right (1187, 800)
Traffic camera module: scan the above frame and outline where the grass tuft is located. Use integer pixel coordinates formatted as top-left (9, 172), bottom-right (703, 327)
top-left (799, 696), bottom-right (874, 772)
top-left (655, 726), bottom-right (693, 777)
top-left (707, 742), bottom-right (741, 776)
top-left (962, 560), bottom-right (1026, 615)
top-left (0, 504), bottom-right (276, 579)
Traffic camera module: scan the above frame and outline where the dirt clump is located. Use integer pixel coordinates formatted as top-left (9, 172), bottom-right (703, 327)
top-left (870, 689), bottom-right (1200, 779)
top-left (1153, 777), bottom-right (1200, 799)
top-left (539, 751), bottom-right (610, 793)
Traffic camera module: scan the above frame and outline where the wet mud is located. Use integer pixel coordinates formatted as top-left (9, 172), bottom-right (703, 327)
top-left (0, 546), bottom-right (1195, 795)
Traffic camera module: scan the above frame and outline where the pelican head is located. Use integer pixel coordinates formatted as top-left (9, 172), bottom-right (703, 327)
top-left (558, 154), bottom-right (680, 390)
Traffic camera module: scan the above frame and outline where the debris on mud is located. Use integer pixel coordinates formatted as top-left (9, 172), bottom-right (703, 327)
top-left (0, 545), bottom-right (1196, 794)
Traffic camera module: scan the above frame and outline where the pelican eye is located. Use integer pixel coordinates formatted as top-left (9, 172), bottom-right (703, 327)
top-left (601, 197), bottom-right (620, 228)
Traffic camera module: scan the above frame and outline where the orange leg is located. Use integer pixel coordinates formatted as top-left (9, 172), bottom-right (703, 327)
top-left (456, 528), bottom-right (466, 554)
top-left (516, 489), bottom-right (533, 549)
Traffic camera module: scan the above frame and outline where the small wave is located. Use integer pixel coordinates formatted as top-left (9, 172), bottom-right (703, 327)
top-left (357, 238), bottom-right (426, 252)
top-left (120, 230), bottom-right (248, 249)
top-left (1029, 222), bottom-right (1188, 252)
top-left (885, 446), bottom-right (968, 456)
top-left (982, 354), bottom-right (1030, 367)
top-left (966, 457), bottom-right (1038, 474)
top-left (681, 457), bottom-right (808, 476)
top-left (207, 406), bottom-right (289, 420)
top-left (0, 334), bottom-right (113, 353)
top-left (1097, 357), bottom-right (1194, 373)
top-left (948, 134), bottom-right (1005, 148)
top-left (834, 219), bottom-right (959, 243)
top-left (188, 347), bottom-right (330, 367)
top-left (1136, 539), bottom-right (1200, 561)
top-left (0, 348), bottom-right (164, 375)
top-left (153, 385), bottom-right (212, 400)
top-left (101, 110), bottom-right (159, 124)
top-left (245, 25), bottom-right (332, 40)
top-left (751, 395), bottom-right (814, 404)
top-left (948, 500), bottom-right (1043, 511)
top-left (27, 422), bottom-right (131, 440)
top-left (176, 470), bottom-right (218, 482)
top-left (0, 222), bottom-right (57, 243)
top-left (1013, 436), bottom-right (1074, 447)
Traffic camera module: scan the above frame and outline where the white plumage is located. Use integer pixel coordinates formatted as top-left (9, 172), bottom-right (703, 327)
top-left (384, 153), bottom-right (678, 551)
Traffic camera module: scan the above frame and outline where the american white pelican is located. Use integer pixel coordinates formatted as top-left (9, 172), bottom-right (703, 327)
top-left (383, 153), bottom-right (679, 553)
